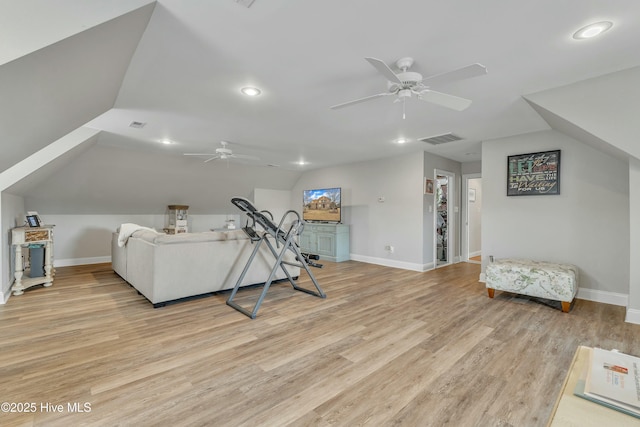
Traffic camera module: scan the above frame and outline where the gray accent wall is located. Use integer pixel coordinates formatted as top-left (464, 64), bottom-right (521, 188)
top-left (292, 152), bottom-right (426, 270)
top-left (291, 150), bottom-right (463, 271)
top-left (482, 130), bottom-right (629, 294)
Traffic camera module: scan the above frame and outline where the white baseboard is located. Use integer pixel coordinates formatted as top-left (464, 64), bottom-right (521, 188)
top-left (0, 287), bottom-right (10, 304)
top-left (469, 250), bottom-right (481, 258)
top-left (54, 256), bottom-right (111, 267)
top-left (576, 288), bottom-right (628, 307)
top-left (0, 257), bottom-right (111, 305)
top-left (625, 308), bottom-right (640, 325)
top-left (349, 254), bottom-right (430, 272)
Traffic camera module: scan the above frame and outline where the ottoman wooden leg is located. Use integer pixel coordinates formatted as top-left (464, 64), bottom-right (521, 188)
top-left (561, 301), bottom-right (570, 313)
top-left (487, 288), bottom-right (495, 298)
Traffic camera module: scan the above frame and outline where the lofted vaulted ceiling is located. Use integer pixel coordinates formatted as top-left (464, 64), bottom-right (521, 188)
top-left (2, 0), bottom-right (640, 213)
top-left (87, 0), bottom-right (640, 168)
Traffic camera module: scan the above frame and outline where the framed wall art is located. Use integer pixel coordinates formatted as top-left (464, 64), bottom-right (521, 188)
top-left (507, 150), bottom-right (560, 196)
top-left (424, 178), bottom-right (434, 195)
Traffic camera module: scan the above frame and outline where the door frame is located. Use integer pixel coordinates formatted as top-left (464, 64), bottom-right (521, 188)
top-left (462, 173), bottom-right (481, 264)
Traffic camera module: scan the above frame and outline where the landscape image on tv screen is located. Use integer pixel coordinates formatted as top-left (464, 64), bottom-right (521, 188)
top-left (303, 187), bottom-right (341, 222)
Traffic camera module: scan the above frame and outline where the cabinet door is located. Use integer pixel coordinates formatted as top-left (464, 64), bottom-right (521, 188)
top-left (299, 233), bottom-right (316, 253)
top-left (316, 233), bottom-right (335, 257)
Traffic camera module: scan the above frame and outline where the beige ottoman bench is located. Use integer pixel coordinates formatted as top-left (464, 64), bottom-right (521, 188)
top-left (485, 258), bottom-right (578, 312)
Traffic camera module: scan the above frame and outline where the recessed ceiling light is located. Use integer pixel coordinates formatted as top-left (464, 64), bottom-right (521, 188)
top-left (241, 86), bottom-right (261, 96)
top-left (160, 139), bottom-right (173, 145)
top-left (573, 21), bottom-right (613, 39)
top-left (295, 160), bottom-right (307, 166)
top-left (395, 137), bottom-right (407, 144)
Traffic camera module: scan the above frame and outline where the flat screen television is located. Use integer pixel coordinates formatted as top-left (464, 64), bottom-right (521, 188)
top-left (303, 187), bottom-right (341, 223)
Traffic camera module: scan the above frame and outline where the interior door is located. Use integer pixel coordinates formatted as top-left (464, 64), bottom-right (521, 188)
top-left (434, 170), bottom-right (454, 267)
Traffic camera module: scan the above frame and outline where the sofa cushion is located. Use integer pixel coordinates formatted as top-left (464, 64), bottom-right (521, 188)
top-left (132, 229), bottom-right (249, 245)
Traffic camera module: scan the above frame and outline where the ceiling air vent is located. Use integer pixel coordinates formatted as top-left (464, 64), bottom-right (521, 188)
top-left (419, 133), bottom-right (462, 145)
top-left (235, 0), bottom-right (255, 7)
top-left (129, 121), bottom-right (146, 129)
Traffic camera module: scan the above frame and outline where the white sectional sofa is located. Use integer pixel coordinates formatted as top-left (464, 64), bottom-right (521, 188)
top-left (111, 228), bottom-right (299, 307)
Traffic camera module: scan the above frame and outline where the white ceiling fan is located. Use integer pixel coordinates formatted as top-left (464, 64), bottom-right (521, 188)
top-left (184, 141), bottom-right (260, 163)
top-left (330, 57), bottom-right (487, 118)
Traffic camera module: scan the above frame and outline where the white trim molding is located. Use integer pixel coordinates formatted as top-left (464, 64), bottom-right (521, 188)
top-left (576, 288), bottom-right (628, 307)
top-left (349, 254), bottom-right (429, 272)
top-left (625, 308), bottom-right (640, 325)
top-left (54, 256), bottom-right (111, 268)
top-left (1, 287), bottom-right (10, 304)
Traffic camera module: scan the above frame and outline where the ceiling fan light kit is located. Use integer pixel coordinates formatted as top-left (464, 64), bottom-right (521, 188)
top-left (330, 56), bottom-right (487, 118)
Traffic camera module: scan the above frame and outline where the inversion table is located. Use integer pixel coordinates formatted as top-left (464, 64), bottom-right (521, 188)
top-left (226, 197), bottom-right (326, 319)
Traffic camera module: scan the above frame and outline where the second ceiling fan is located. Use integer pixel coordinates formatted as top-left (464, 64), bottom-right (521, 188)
top-left (183, 141), bottom-right (259, 163)
top-left (330, 57), bottom-right (487, 118)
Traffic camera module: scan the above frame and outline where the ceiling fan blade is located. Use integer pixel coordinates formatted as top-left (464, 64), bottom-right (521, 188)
top-left (420, 63), bottom-right (487, 88)
top-left (418, 90), bottom-right (473, 111)
top-left (330, 92), bottom-right (392, 110)
top-left (184, 153), bottom-right (216, 156)
top-left (365, 57), bottom-right (403, 84)
top-left (203, 155), bottom-right (222, 163)
top-left (231, 153), bottom-right (260, 160)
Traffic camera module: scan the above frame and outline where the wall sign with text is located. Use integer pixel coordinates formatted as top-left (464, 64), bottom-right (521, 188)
top-left (507, 150), bottom-right (560, 196)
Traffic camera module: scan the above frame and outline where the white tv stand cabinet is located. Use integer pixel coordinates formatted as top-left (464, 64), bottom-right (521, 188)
top-left (299, 223), bottom-right (349, 262)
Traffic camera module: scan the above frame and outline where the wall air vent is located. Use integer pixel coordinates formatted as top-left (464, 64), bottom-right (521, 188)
top-left (129, 121), bottom-right (146, 129)
top-left (419, 133), bottom-right (462, 145)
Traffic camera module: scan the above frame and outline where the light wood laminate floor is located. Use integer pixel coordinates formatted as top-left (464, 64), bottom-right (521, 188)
top-left (1, 261), bottom-right (639, 426)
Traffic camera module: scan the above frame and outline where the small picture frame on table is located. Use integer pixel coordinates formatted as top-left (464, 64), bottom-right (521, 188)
top-left (26, 215), bottom-right (41, 227)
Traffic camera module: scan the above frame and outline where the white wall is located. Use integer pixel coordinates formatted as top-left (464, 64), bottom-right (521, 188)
top-left (17, 143), bottom-right (301, 215)
top-left (42, 213), bottom-right (240, 266)
top-left (482, 130), bottom-right (629, 298)
top-left (1, 192), bottom-right (25, 302)
top-left (292, 151), bottom-right (426, 271)
top-left (462, 161), bottom-right (481, 175)
top-left (254, 188), bottom-right (294, 224)
top-left (525, 66), bottom-right (640, 161)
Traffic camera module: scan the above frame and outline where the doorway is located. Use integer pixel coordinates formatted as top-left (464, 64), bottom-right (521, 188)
top-left (434, 170), bottom-right (455, 268)
top-left (463, 174), bottom-right (482, 264)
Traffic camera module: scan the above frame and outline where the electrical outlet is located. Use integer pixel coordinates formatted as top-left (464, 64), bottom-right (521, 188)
top-left (385, 245), bottom-right (394, 253)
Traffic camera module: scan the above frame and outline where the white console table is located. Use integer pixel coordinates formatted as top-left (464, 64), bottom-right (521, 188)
top-left (11, 225), bottom-right (54, 295)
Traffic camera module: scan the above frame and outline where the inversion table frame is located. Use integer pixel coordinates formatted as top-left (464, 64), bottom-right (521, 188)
top-left (226, 197), bottom-right (326, 319)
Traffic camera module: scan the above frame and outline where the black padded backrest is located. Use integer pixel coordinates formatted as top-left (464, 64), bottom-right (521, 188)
top-left (231, 197), bottom-right (257, 213)
top-left (231, 197), bottom-right (280, 234)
